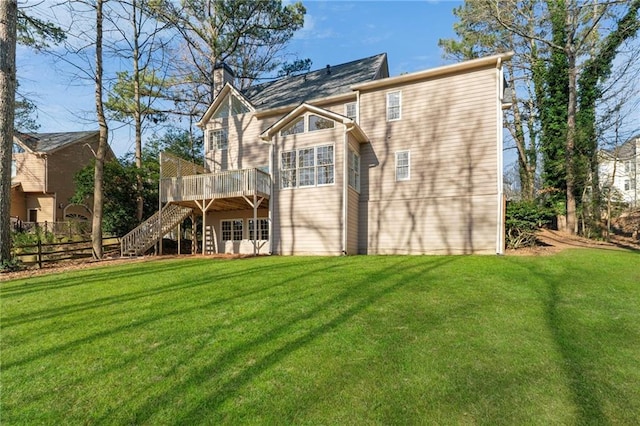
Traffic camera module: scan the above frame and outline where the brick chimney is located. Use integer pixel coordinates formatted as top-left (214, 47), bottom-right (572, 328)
top-left (213, 62), bottom-right (235, 96)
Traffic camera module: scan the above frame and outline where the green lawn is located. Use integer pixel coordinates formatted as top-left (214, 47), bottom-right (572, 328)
top-left (1, 251), bottom-right (639, 425)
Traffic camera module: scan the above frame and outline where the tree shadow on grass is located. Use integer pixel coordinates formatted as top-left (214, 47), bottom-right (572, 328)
top-left (505, 258), bottom-right (608, 424)
top-left (2, 258), bottom-right (339, 372)
top-left (117, 256), bottom-right (458, 424)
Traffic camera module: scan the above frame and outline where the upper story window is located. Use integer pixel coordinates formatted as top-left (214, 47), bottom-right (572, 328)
top-left (395, 150), bottom-right (410, 181)
top-left (625, 161), bottom-right (636, 174)
top-left (387, 91), bottom-right (401, 121)
top-left (280, 144), bottom-right (334, 189)
top-left (308, 115), bottom-right (335, 132)
top-left (209, 128), bottom-right (228, 150)
top-left (280, 114), bottom-right (336, 137)
top-left (348, 149), bottom-right (360, 192)
top-left (13, 143), bottom-right (25, 154)
top-left (345, 102), bottom-right (357, 121)
top-left (280, 117), bottom-right (305, 137)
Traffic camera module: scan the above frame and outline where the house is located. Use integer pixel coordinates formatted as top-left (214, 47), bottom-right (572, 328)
top-left (11, 131), bottom-right (114, 224)
top-left (599, 135), bottom-right (639, 208)
top-left (124, 52), bottom-right (513, 256)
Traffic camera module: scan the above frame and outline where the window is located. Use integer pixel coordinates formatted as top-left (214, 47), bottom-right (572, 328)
top-left (221, 219), bottom-right (243, 241)
top-left (281, 151), bottom-right (297, 188)
top-left (213, 94), bottom-right (250, 119)
top-left (316, 145), bottom-right (334, 185)
top-left (345, 102), bottom-right (357, 121)
top-left (280, 144), bottom-right (334, 189)
top-left (387, 91), bottom-right (401, 121)
top-left (396, 151), bottom-right (410, 181)
top-left (209, 128), bottom-right (228, 150)
top-left (298, 148), bottom-right (315, 187)
top-left (248, 218), bottom-right (269, 240)
top-left (308, 114), bottom-right (334, 131)
top-left (11, 160), bottom-right (17, 178)
top-left (281, 117), bottom-right (305, 136)
top-left (348, 149), bottom-right (360, 191)
top-left (624, 180), bottom-right (630, 191)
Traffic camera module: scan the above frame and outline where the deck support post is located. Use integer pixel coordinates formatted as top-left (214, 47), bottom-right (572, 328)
top-left (242, 195), bottom-right (265, 257)
top-left (194, 198), bottom-right (216, 254)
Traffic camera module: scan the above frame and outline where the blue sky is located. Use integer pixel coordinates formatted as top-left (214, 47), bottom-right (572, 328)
top-left (17, 1), bottom-right (464, 157)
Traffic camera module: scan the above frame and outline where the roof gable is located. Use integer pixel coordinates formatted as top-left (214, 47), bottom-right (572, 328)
top-left (260, 103), bottom-right (368, 143)
top-left (244, 53), bottom-right (388, 111)
top-left (13, 131), bottom-right (100, 154)
top-left (197, 83), bottom-right (255, 127)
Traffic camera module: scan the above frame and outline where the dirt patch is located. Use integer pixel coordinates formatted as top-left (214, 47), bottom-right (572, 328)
top-left (506, 228), bottom-right (640, 256)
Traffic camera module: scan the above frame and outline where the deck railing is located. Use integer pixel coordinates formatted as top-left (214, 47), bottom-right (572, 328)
top-left (160, 168), bottom-right (271, 203)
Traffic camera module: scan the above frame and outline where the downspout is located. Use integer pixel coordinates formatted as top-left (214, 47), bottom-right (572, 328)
top-left (496, 58), bottom-right (505, 255)
top-left (342, 129), bottom-right (348, 255)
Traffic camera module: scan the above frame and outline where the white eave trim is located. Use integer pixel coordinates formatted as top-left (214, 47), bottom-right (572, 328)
top-left (351, 51), bottom-right (515, 91)
top-left (253, 92), bottom-right (357, 119)
top-left (259, 102), bottom-right (368, 143)
top-left (196, 83), bottom-right (255, 128)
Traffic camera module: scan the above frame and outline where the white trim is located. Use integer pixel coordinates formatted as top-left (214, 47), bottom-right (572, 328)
top-left (345, 101), bottom-right (358, 122)
top-left (220, 218), bottom-right (244, 241)
top-left (352, 51), bottom-right (514, 91)
top-left (395, 150), bottom-right (410, 181)
top-left (279, 143), bottom-right (336, 189)
top-left (386, 91), bottom-right (402, 122)
top-left (496, 63), bottom-right (506, 255)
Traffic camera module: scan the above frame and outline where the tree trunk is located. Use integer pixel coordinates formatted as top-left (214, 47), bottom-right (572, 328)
top-left (0, 0), bottom-right (18, 263)
top-left (565, 45), bottom-right (577, 235)
top-left (92, 0), bottom-right (108, 259)
top-left (133, 0), bottom-right (144, 223)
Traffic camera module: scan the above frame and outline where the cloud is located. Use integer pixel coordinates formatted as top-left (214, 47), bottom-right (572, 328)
top-left (295, 14), bottom-right (337, 40)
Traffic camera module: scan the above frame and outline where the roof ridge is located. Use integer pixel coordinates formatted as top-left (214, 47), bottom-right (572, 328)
top-left (246, 52), bottom-right (386, 91)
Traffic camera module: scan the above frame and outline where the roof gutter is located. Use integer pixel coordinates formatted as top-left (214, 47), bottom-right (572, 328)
top-left (352, 51), bottom-right (515, 91)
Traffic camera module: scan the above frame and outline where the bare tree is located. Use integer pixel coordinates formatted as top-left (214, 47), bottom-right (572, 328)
top-left (0, 0), bottom-right (18, 264)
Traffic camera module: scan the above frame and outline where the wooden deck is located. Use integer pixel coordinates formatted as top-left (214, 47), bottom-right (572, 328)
top-left (160, 168), bottom-right (271, 206)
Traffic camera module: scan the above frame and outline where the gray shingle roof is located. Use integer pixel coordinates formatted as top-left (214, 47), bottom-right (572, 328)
top-left (15, 131), bottom-right (99, 153)
top-left (242, 53), bottom-right (388, 110)
top-left (605, 135), bottom-right (639, 159)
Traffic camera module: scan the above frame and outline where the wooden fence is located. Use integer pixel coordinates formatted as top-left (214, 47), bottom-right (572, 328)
top-left (12, 238), bottom-right (120, 269)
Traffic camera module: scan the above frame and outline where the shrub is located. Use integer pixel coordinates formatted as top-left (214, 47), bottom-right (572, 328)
top-left (506, 201), bottom-right (553, 249)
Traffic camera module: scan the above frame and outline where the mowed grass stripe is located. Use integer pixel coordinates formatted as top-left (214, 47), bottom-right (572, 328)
top-left (1, 251), bottom-right (639, 424)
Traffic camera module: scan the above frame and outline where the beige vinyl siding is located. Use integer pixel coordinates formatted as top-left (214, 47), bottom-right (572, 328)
top-left (10, 187), bottom-right (26, 219)
top-left (346, 137), bottom-right (360, 254)
top-left (358, 66), bottom-right (500, 254)
top-left (272, 124), bottom-right (344, 255)
top-left (347, 187), bottom-right (359, 254)
top-left (205, 113), bottom-right (276, 172)
top-left (12, 153), bottom-right (45, 192)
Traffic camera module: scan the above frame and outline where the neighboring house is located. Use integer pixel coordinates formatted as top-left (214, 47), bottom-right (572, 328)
top-left (599, 135), bottom-right (639, 208)
top-left (11, 131), bottom-right (114, 224)
top-left (127, 52), bottom-right (513, 256)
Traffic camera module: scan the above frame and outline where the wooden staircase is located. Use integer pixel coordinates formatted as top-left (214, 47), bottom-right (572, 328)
top-left (121, 204), bottom-right (193, 256)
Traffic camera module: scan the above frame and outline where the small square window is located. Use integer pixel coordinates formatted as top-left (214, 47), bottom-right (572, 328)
top-left (209, 129), bottom-right (228, 150)
top-left (221, 219), bottom-right (243, 241)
